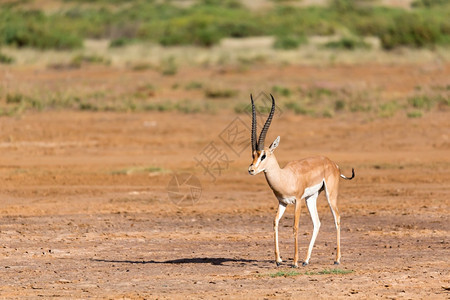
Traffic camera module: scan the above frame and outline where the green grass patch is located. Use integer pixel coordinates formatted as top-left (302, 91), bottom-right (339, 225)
top-left (0, 52), bottom-right (14, 64)
top-left (143, 101), bottom-right (173, 112)
top-left (71, 54), bottom-right (111, 67)
top-left (302, 87), bottom-right (335, 98)
top-left (407, 94), bottom-right (450, 111)
top-left (174, 100), bottom-right (202, 114)
top-left (284, 101), bottom-right (315, 116)
top-left (273, 34), bottom-right (307, 50)
top-left (233, 102), bottom-right (251, 114)
top-left (407, 110), bottom-right (423, 118)
top-left (349, 101), bottom-right (373, 113)
top-left (269, 270), bottom-right (301, 278)
top-left (1, 81), bottom-right (446, 119)
top-left (205, 88), bottom-right (237, 99)
top-left (408, 95), bottom-right (434, 110)
top-left (6, 93), bottom-right (24, 104)
top-left (3, 92), bottom-right (84, 114)
top-left (305, 268), bottom-right (354, 275)
top-left (272, 85), bottom-right (292, 97)
top-left (378, 100), bottom-right (401, 118)
top-left (322, 108), bottom-right (335, 118)
top-left (159, 56), bottom-right (178, 76)
top-left (265, 268), bottom-right (354, 278)
top-left (0, 91), bottom-right (221, 115)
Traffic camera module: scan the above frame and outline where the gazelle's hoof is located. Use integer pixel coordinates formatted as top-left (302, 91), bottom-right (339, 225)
top-left (334, 261), bottom-right (340, 265)
top-left (292, 264), bottom-right (298, 268)
top-left (276, 261), bottom-right (282, 266)
top-left (302, 261), bottom-right (309, 267)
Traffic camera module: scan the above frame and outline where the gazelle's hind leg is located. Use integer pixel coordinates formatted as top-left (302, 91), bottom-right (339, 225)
top-left (293, 199), bottom-right (302, 268)
top-left (274, 203), bottom-right (287, 266)
top-left (303, 192), bottom-right (320, 266)
top-left (324, 181), bottom-right (341, 264)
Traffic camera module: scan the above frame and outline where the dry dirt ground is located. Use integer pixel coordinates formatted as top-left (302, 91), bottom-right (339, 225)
top-left (0, 63), bottom-right (449, 299)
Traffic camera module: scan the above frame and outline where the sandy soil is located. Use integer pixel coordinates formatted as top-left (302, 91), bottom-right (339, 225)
top-left (0, 63), bottom-right (449, 299)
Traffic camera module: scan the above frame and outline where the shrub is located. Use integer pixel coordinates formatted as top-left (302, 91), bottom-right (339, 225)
top-left (0, 10), bottom-right (83, 50)
top-left (334, 100), bottom-right (346, 111)
top-left (0, 52), bottom-right (14, 64)
top-left (6, 93), bottom-right (24, 104)
top-left (195, 0), bottom-right (243, 8)
top-left (273, 34), bottom-right (307, 50)
top-left (408, 95), bottom-right (434, 110)
top-left (323, 37), bottom-right (371, 50)
top-left (159, 14), bottom-right (222, 47)
top-left (205, 88), bottom-right (237, 98)
top-left (378, 14), bottom-right (442, 49)
top-left (411, 0), bottom-right (449, 7)
top-left (109, 38), bottom-right (134, 48)
top-left (329, 0), bottom-right (358, 12)
top-left (1, 0), bottom-right (448, 50)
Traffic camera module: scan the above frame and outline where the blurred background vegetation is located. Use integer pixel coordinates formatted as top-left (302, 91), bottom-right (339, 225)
top-left (0, 0), bottom-right (449, 118)
top-left (0, 0), bottom-right (449, 51)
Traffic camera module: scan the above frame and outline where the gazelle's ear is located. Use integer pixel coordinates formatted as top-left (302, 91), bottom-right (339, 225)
top-left (269, 136), bottom-right (280, 153)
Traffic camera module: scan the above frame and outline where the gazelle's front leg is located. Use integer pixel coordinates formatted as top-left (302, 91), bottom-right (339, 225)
top-left (274, 203), bottom-right (286, 266)
top-left (292, 199), bottom-right (302, 268)
top-left (303, 192), bottom-right (321, 266)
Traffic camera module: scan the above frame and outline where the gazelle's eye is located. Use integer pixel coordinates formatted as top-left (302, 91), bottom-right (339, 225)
top-left (261, 153), bottom-right (266, 160)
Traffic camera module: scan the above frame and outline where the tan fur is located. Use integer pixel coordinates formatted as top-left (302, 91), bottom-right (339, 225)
top-left (249, 141), bottom-right (346, 267)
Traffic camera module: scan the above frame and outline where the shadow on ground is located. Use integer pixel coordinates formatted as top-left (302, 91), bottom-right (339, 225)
top-left (92, 257), bottom-right (270, 266)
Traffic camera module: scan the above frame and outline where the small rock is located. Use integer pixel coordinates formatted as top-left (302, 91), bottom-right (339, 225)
top-left (58, 279), bottom-right (71, 284)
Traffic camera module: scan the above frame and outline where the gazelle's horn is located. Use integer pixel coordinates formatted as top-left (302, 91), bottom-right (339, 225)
top-left (251, 94), bottom-right (257, 153)
top-left (257, 94), bottom-right (275, 150)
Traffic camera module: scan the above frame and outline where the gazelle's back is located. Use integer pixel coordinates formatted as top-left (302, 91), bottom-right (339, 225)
top-left (284, 156), bottom-right (340, 188)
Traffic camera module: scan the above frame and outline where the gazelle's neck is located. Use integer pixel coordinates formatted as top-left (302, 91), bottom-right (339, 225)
top-left (263, 154), bottom-right (285, 193)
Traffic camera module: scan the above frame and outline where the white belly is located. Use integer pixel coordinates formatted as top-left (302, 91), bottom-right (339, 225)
top-left (301, 180), bottom-right (324, 199)
top-left (277, 195), bottom-right (296, 205)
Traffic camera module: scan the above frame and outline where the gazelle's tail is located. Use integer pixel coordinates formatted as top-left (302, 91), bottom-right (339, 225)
top-left (340, 168), bottom-right (355, 180)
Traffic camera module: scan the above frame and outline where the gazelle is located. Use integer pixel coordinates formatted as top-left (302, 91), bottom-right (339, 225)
top-left (248, 94), bottom-right (355, 267)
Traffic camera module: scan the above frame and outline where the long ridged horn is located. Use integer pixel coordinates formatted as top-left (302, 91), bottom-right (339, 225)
top-left (251, 94), bottom-right (257, 153)
top-left (257, 94), bottom-right (276, 150)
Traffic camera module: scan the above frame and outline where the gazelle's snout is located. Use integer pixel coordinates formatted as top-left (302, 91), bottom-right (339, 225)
top-left (248, 165), bottom-right (256, 175)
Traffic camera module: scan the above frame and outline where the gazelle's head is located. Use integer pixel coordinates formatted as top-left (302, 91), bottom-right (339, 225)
top-left (248, 94), bottom-right (280, 175)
